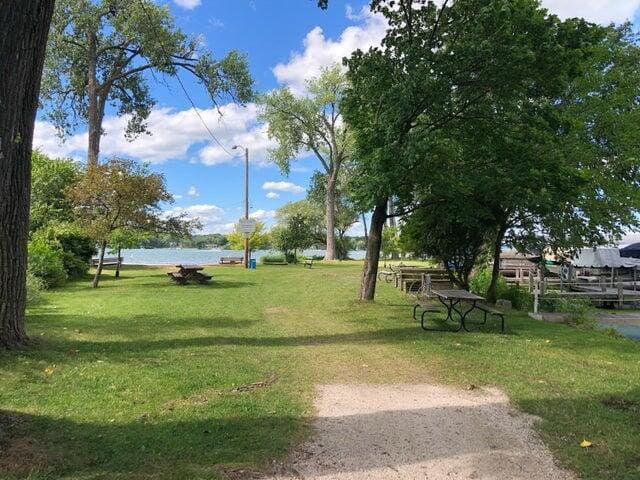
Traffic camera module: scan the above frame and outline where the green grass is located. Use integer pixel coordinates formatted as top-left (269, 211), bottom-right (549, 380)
top-left (1, 263), bottom-right (639, 479)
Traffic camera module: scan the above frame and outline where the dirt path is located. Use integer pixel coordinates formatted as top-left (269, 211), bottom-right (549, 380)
top-left (270, 384), bottom-right (573, 480)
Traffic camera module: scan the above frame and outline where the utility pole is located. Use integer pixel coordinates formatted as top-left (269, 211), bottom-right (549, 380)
top-left (244, 147), bottom-right (249, 269)
top-left (233, 144), bottom-right (250, 268)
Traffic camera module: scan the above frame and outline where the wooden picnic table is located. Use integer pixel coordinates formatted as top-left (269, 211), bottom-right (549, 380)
top-left (167, 264), bottom-right (212, 284)
top-left (430, 289), bottom-right (486, 332)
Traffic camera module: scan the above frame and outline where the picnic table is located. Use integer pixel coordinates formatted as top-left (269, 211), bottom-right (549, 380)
top-left (167, 264), bottom-right (212, 285)
top-left (425, 289), bottom-right (505, 333)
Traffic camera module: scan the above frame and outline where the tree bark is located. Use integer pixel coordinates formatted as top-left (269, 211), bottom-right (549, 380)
top-left (324, 168), bottom-right (338, 260)
top-left (87, 30), bottom-right (103, 166)
top-left (486, 224), bottom-right (508, 304)
top-left (115, 246), bottom-right (121, 279)
top-left (388, 198), bottom-right (400, 260)
top-left (0, 0), bottom-right (55, 348)
top-left (362, 213), bottom-right (368, 245)
top-left (359, 200), bottom-right (387, 301)
top-left (92, 240), bottom-right (107, 288)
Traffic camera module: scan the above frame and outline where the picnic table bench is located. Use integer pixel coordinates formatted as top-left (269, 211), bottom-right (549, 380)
top-left (304, 257), bottom-right (314, 269)
top-left (167, 264), bottom-right (212, 285)
top-left (219, 256), bottom-right (243, 265)
top-left (416, 289), bottom-right (505, 333)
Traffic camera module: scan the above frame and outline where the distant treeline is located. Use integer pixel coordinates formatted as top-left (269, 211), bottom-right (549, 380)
top-left (139, 233), bottom-right (367, 251)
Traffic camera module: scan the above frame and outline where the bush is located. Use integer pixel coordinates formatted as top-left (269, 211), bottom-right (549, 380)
top-left (470, 266), bottom-right (532, 310)
top-left (28, 236), bottom-right (67, 287)
top-left (57, 231), bottom-right (95, 278)
top-left (26, 271), bottom-right (47, 305)
top-left (555, 298), bottom-right (595, 328)
top-left (261, 253), bottom-right (287, 264)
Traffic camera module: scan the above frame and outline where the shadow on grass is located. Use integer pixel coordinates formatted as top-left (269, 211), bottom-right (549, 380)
top-left (2, 386), bottom-right (639, 479)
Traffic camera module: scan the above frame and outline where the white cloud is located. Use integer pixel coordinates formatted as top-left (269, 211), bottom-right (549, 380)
top-left (541, 0), bottom-right (640, 24)
top-left (265, 191), bottom-right (280, 199)
top-left (164, 204), bottom-right (228, 233)
top-left (250, 209), bottom-right (276, 221)
top-left (173, 194), bottom-right (183, 200)
top-left (33, 103), bottom-right (275, 167)
top-left (173, 0), bottom-right (201, 10)
top-left (262, 181), bottom-right (305, 194)
top-left (272, 6), bottom-right (387, 95)
top-left (208, 17), bottom-right (224, 28)
top-left (187, 186), bottom-right (199, 197)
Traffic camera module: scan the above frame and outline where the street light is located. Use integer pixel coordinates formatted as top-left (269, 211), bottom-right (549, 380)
top-left (232, 144), bottom-right (250, 268)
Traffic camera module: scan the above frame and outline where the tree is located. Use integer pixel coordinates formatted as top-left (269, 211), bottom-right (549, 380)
top-left (307, 170), bottom-right (359, 259)
top-left (259, 65), bottom-right (351, 260)
top-left (42, 0), bottom-right (253, 166)
top-left (67, 158), bottom-right (195, 287)
top-left (30, 151), bottom-right (82, 231)
top-left (271, 215), bottom-right (315, 263)
top-left (227, 221), bottom-right (270, 252)
top-left (380, 225), bottom-right (400, 267)
top-left (0, 1), bottom-right (55, 348)
top-left (343, 0), bottom-right (602, 300)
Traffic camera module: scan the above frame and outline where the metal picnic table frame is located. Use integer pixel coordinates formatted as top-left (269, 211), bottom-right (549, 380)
top-left (426, 289), bottom-right (486, 332)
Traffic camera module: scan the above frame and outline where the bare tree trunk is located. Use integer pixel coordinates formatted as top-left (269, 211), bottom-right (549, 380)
top-left (487, 224), bottom-right (508, 304)
top-left (388, 198), bottom-right (400, 260)
top-left (324, 169), bottom-right (338, 260)
top-left (359, 200), bottom-right (387, 301)
top-left (0, 0), bottom-right (55, 348)
top-left (92, 240), bottom-right (107, 288)
top-left (87, 30), bottom-right (103, 166)
top-left (115, 246), bottom-right (121, 279)
top-left (362, 213), bottom-right (368, 245)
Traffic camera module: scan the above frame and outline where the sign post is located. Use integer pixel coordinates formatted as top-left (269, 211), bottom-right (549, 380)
top-left (238, 219), bottom-right (256, 268)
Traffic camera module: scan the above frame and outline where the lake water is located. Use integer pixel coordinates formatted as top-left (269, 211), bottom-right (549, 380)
top-left (118, 248), bottom-right (366, 265)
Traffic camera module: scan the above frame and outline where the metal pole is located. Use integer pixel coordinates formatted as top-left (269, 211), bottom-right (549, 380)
top-left (244, 147), bottom-right (249, 269)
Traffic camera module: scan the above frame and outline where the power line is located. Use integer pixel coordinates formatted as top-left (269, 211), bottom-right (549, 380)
top-left (135, 0), bottom-right (239, 160)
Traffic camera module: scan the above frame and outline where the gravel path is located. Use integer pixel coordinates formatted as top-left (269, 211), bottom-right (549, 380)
top-left (270, 384), bottom-right (573, 480)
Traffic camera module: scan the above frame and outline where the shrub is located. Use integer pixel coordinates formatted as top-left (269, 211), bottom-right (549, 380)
top-left (555, 298), bottom-right (595, 328)
top-left (28, 236), bottom-right (67, 287)
top-left (26, 271), bottom-right (47, 305)
top-left (57, 231), bottom-right (95, 278)
top-left (261, 253), bottom-right (287, 264)
top-left (470, 266), bottom-right (532, 310)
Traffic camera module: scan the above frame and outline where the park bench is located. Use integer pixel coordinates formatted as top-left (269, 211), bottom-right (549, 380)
top-left (219, 256), bottom-right (243, 265)
top-left (91, 256), bottom-right (123, 267)
top-left (468, 302), bottom-right (505, 333)
top-left (304, 257), bottom-right (314, 269)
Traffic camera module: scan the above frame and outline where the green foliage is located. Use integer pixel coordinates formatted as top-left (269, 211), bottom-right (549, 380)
top-left (30, 151), bottom-right (81, 231)
top-left (469, 266), bottom-right (532, 310)
top-left (271, 215), bottom-right (314, 261)
top-left (28, 235), bottom-right (67, 287)
top-left (555, 298), bottom-right (596, 328)
top-left (260, 253), bottom-right (287, 264)
top-left (227, 221), bottom-right (270, 251)
top-left (42, 0), bottom-right (253, 145)
top-left (381, 225), bottom-right (400, 260)
top-left (26, 272), bottom-right (47, 306)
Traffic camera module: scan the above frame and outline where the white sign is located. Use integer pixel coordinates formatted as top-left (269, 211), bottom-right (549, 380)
top-left (238, 218), bottom-right (257, 235)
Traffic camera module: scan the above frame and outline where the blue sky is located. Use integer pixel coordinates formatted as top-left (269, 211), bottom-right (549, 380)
top-left (34, 0), bottom-right (640, 234)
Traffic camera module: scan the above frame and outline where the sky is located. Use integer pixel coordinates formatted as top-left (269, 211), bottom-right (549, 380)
top-left (33, 0), bottom-right (640, 236)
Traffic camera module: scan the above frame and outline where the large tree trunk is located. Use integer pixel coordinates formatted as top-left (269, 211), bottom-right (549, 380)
top-left (486, 224), bottom-right (508, 304)
top-left (0, 1), bottom-right (55, 348)
top-left (388, 198), bottom-right (400, 260)
top-left (359, 200), bottom-right (387, 301)
top-left (324, 169), bottom-right (338, 260)
top-left (87, 30), bottom-right (103, 166)
top-left (92, 240), bottom-right (107, 288)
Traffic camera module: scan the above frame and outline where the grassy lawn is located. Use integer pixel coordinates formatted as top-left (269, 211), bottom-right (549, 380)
top-left (1, 262), bottom-right (639, 479)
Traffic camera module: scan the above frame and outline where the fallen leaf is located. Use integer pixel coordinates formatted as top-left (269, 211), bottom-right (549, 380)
top-left (43, 367), bottom-right (54, 377)
top-left (580, 439), bottom-right (592, 448)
